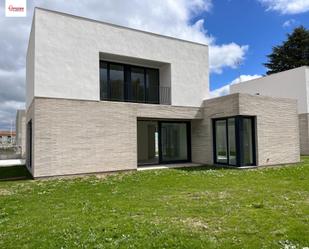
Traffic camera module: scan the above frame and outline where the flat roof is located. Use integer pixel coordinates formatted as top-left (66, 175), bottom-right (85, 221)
top-left (231, 65), bottom-right (308, 87)
top-left (35, 7), bottom-right (208, 47)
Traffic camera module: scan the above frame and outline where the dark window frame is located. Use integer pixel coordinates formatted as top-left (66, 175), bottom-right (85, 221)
top-left (26, 120), bottom-right (32, 169)
top-left (100, 61), bottom-right (160, 104)
top-left (212, 115), bottom-right (256, 167)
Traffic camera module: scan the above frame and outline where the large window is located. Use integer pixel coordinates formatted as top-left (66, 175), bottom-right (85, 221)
top-left (100, 61), bottom-right (159, 104)
top-left (213, 116), bottom-right (256, 167)
top-left (110, 64), bottom-right (124, 101)
top-left (137, 121), bottom-right (191, 166)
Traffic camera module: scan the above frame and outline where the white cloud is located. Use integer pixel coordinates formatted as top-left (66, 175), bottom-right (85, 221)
top-left (0, 0), bottom-right (248, 129)
top-left (259, 0), bottom-right (309, 14)
top-left (210, 84), bottom-right (230, 98)
top-left (282, 19), bottom-right (297, 27)
top-left (210, 43), bottom-right (249, 74)
top-left (210, 74), bottom-right (262, 98)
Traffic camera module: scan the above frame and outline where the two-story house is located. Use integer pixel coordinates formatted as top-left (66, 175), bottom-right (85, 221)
top-left (26, 8), bottom-right (300, 178)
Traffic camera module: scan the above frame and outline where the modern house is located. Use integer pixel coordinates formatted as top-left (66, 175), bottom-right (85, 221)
top-left (25, 8), bottom-right (300, 178)
top-left (230, 66), bottom-right (309, 155)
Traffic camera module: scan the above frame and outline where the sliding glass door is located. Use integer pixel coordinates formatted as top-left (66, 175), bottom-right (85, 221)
top-left (213, 116), bottom-right (256, 167)
top-left (160, 122), bottom-right (189, 163)
top-left (137, 121), bottom-right (191, 166)
top-left (100, 61), bottom-right (160, 104)
top-left (137, 121), bottom-right (159, 165)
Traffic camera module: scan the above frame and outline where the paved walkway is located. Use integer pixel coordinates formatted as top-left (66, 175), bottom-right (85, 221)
top-left (138, 163), bottom-right (202, 171)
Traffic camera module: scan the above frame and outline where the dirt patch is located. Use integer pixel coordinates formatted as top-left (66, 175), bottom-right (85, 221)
top-left (0, 188), bottom-right (14, 196)
top-left (181, 217), bottom-right (209, 230)
top-left (187, 191), bottom-right (230, 200)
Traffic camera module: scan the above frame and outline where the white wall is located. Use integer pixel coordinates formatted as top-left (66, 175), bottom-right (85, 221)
top-left (230, 66), bottom-right (309, 113)
top-left (27, 8), bottom-right (209, 108)
top-left (26, 15), bottom-right (35, 109)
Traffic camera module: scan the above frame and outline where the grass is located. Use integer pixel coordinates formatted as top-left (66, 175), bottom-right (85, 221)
top-left (0, 159), bottom-right (308, 249)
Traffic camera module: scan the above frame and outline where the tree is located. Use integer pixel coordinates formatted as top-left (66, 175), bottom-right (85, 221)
top-left (264, 26), bottom-right (309, 75)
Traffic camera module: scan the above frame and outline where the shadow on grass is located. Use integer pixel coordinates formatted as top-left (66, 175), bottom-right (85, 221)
top-left (174, 165), bottom-right (234, 172)
top-left (0, 166), bottom-right (32, 181)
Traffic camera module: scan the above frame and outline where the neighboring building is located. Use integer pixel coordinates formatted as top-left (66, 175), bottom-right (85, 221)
top-left (25, 8), bottom-right (300, 178)
top-left (16, 110), bottom-right (26, 158)
top-left (230, 66), bottom-right (309, 155)
top-left (0, 131), bottom-right (16, 146)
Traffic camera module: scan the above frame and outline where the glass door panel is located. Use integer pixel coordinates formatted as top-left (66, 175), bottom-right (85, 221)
top-left (213, 116), bottom-right (256, 166)
top-left (241, 118), bottom-right (254, 165)
top-left (131, 67), bottom-right (145, 102)
top-left (100, 62), bottom-right (108, 100)
top-left (215, 120), bottom-right (228, 164)
top-left (110, 64), bottom-right (124, 101)
top-left (137, 121), bottom-right (159, 165)
top-left (146, 69), bottom-right (159, 104)
top-left (228, 118), bottom-right (237, 165)
top-left (160, 123), bottom-right (188, 162)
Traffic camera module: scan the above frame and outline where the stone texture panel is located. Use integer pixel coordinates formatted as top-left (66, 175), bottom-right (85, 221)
top-left (28, 94), bottom-right (300, 177)
top-left (192, 93), bottom-right (300, 166)
top-left (298, 113), bottom-right (309, 155)
top-left (31, 97), bottom-right (201, 177)
top-left (239, 94), bottom-right (300, 166)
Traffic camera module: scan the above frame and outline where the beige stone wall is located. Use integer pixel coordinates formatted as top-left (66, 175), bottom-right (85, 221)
top-left (298, 113), bottom-right (309, 155)
top-left (192, 93), bottom-right (300, 166)
top-left (238, 94), bottom-right (300, 166)
top-left (29, 97), bottom-right (201, 178)
top-left (27, 94), bottom-right (300, 177)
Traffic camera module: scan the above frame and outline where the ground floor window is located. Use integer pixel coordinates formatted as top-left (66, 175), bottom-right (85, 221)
top-left (213, 116), bottom-right (256, 167)
top-left (137, 120), bottom-right (191, 165)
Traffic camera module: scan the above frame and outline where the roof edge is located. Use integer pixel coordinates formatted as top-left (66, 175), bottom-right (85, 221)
top-left (231, 65), bottom-right (308, 88)
top-left (34, 7), bottom-right (208, 48)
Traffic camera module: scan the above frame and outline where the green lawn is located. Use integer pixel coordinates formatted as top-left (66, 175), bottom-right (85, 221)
top-left (0, 159), bottom-right (308, 249)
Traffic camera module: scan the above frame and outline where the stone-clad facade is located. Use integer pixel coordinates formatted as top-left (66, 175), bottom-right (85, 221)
top-left (299, 113), bottom-right (309, 155)
top-left (26, 93), bottom-right (300, 178)
top-left (192, 94), bottom-right (299, 167)
top-left (27, 97), bottom-right (202, 177)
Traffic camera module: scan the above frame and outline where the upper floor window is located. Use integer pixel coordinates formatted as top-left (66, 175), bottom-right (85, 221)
top-left (100, 61), bottom-right (159, 104)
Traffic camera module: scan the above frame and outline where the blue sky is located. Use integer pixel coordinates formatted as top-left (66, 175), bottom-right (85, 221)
top-left (203, 0), bottom-right (309, 92)
top-left (0, 0), bottom-right (309, 130)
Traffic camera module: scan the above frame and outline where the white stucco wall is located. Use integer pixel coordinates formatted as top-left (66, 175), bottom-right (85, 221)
top-left (230, 66), bottom-right (309, 114)
top-left (26, 14), bottom-right (35, 109)
top-left (27, 8), bottom-right (209, 108)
